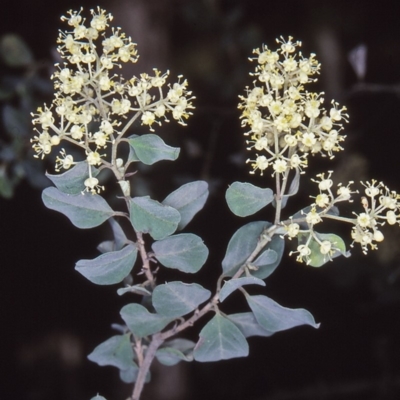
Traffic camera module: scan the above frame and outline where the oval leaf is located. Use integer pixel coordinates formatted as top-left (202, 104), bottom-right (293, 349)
top-left (222, 221), bottom-right (269, 277)
top-left (46, 162), bottom-right (99, 195)
top-left (162, 181), bottom-right (208, 230)
top-left (250, 235), bottom-right (285, 280)
top-left (119, 364), bottom-right (145, 384)
top-left (227, 312), bottom-right (274, 338)
top-left (97, 218), bottom-right (129, 253)
top-left (129, 196), bottom-right (180, 240)
top-left (155, 339), bottom-right (195, 366)
top-left (226, 182), bottom-right (273, 217)
top-left (87, 334), bottom-right (136, 370)
top-left (152, 233), bottom-right (209, 273)
top-left (152, 281), bottom-right (211, 318)
top-left (193, 314), bottom-right (249, 362)
top-left (127, 134), bottom-right (179, 165)
top-left (219, 277), bottom-right (266, 302)
top-left (42, 187), bottom-right (115, 229)
top-left (120, 303), bottom-right (175, 339)
top-left (75, 244), bottom-right (137, 285)
top-left (246, 295), bottom-right (320, 333)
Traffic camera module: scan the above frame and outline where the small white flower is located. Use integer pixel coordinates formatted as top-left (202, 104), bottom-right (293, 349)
top-left (319, 240), bottom-right (332, 255)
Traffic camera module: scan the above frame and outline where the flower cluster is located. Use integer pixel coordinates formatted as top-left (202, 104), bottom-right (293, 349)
top-left (283, 173), bottom-right (400, 263)
top-left (238, 37), bottom-right (348, 176)
top-left (31, 7), bottom-right (194, 193)
top-left (351, 180), bottom-right (400, 253)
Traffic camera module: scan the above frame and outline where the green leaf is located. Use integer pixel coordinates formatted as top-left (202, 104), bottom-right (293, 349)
top-left (219, 277), bottom-right (266, 302)
top-left (117, 285), bottom-right (151, 296)
top-left (88, 334), bottom-right (136, 370)
top-left (109, 218), bottom-right (129, 250)
top-left (152, 233), bottom-right (209, 273)
top-left (221, 221), bottom-right (267, 277)
top-left (120, 304), bottom-right (175, 338)
top-left (129, 196), bottom-right (180, 240)
top-left (246, 295), bottom-right (320, 333)
top-left (193, 314), bottom-right (249, 362)
top-left (226, 182), bottom-right (274, 217)
top-left (162, 181), bottom-right (208, 230)
top-left (75, 244), bottom-right (137, 285)
top-left (152, 281), bottom-right (211, 318)
top-left (42, 187), bottom-right (115, 229)
top-left (250, 236), bottom-right (284, 280)
top-left (46, 162), bottom-right (99, 195)
top-left (119, 365), bottom-right (148, 384)
top-left (227, 312), bottom-right (274, 338)
top-left (156, 339), bottom-right (195, 366)
top-left (164, 338), bottom-right (196, 351)
top-left (91, 395), bottom-right (107, 400)
top-left (222, 221), bottom-right (285, 280)
top-left (127, 134), bottom-right (179, 165)
top-left (127, 135), bottom-right (140, 163)
top-left (0, 34), bottom-right (33, 67)
top-left (297, 232), bottom-right (348, 267)
top-left (97, 218), bottom-right (129, 253)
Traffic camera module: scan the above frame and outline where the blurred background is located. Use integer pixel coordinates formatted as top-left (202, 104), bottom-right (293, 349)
top-left (2, 0), bottom-right (400, 399)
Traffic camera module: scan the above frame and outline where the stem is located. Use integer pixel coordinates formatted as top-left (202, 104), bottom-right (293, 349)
top-left (131, 334), bottom-right (164, 400)
top-left (135, 230), bottom-right (156, 288)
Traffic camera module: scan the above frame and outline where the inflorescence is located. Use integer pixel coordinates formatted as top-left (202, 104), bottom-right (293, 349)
top-left (238, 36), bottom-right (348, 176)
top-left (31, 7), bottom-right (194, 194)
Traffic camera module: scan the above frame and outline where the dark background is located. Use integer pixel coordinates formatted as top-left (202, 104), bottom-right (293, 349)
top-left (2, 1), bottom-right (400, 399)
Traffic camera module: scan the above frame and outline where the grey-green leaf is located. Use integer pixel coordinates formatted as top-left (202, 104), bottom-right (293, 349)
top-left (42, 187), bottom-right (115, 229)
top-left (108, 217), bottom-right (129, 251)
top-left (227, 312), bottom-right (274, 338)
top-left (162, 181), bottom-right (208, 230)
top-left (152, 281), bottom-right (211, 318)
top-left (120, 304), bottom-right (175, 338)
top-left (129, 196), bottom-right (180, 240)
top-left (75, 244), bottom-right (137, 285)
top-left (222, 221), bottom-right (269, 277)
top-left (96, 218), bottom-right (129, 253)
top-left (91, 396), bottom-right (107, 400)
top-left (219, 277), bottom-right (265, 302)
top-left (119, 364), bottom-right (142, 384)
top-left (156, 340), bottom-right (195, 366)
top-left (46, 162), bottom-right (99, 195)
top-left (152, 233), bottom-right (209, 273)
top-left (226, 182), bottom-right (274, 217)
top-left (250, 235), bottom-right (284, 280)
top-left (127, 134), bottom-right (179, 165)
top-left (246, 295), bottom-right (320, 333)
top-left (87, 334), bottom-right (136, 370)
top-left (193, 314), bottom-right (249, 362)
